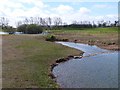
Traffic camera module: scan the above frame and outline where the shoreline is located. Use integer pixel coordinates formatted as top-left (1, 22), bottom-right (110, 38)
top-left (48, 41), bottom-right (119, 87)
top-left (69, 40), bottom-right (119, 51)
top-left (49, 50), bottom-right (84, 83)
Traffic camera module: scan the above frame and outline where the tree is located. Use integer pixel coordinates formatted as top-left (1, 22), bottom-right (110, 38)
top-left (103, 22), bottom-right (107, 27)
top-left (26, 24), bottom-right (43, 34)
top-left (0, 17), bottom-right (9, 29)
top-left (114, 21), bottom-right (118, 27)
top-left (30, 17), bottom-right (34, 24)
top-left (24, 18), bottom-right (29, 24)
top-left (17, 21), bottom-right (22, 27)
top-left (3, 26), bottom-right (16, 33)
top-left (48, 17), bottom-right (52, 26)
top-left (72, 20), bottom-right (78, 24)
top-left (17, 24), bottom-right (28, 33)
top-left (53, 17), bottom-right (62, 26)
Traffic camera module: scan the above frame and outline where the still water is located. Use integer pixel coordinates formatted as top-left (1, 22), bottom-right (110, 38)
top-left (53, 42), bottom-right (118, 88)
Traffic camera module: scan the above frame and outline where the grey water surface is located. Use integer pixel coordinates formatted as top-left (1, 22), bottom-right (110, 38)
top-left (53, 42), bottom-right (118, 88)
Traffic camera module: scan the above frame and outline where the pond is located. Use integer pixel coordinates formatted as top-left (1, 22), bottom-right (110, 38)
top-left (0, 32), bottom-right (9, 34)
top-left (53, 42), bottom-right (119, 88)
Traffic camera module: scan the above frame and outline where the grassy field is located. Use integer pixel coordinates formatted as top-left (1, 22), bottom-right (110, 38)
top-left (50, 27), bottom-right (119, 50)
top-left (2, 27), bottom-right (119, 88)
top-left (2, 35), bottom-right (81, 88)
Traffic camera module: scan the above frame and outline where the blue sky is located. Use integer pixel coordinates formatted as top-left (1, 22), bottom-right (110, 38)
top-left (45, 2), bottom-right (118, 15)
top-left (0, 0), bottom-right (118, 27)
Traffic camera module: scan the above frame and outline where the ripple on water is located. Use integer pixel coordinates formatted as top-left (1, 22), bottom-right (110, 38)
top-left (53, 42), bottom-right (118, 88)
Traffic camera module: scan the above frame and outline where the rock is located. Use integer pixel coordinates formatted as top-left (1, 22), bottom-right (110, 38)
top-left (56, 58), bottom-right (67, 63)
top-left (74, 39), bottom-right (77, 43)
top-left (68, 55), bottom-right (74, 58)
top-left (74, 56), bottom-right (82, 59)
top-left (48, 73), bottom-right (56, 79)
top-left (51, 63), bottom-right (58, 70)
top-left (64, 57), bottom-right (69, 61)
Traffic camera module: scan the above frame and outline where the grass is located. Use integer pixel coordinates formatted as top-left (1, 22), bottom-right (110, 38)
top-left (0, 29), bottom-right (2, 31)
top-left (50, 27), bottom-right (119, 50)
top-left (51, 27), bottom-right (118, 35)
top-left (2, 35), bottom-right (81, 88)
top-left (2, 27), bottom-right (119, 88)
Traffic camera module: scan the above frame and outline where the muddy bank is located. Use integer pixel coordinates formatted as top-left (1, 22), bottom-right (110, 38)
top-left (49, 52), bottom-right (84, 80)
top-left (70, 39), bottom-right (119, 51)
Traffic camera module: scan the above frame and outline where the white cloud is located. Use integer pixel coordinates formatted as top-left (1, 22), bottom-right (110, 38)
top-left (0, 0), bottom-right (117, 27)
top-left (52, 5), bottom-right (74, 14)
top-left (79, 7), bottom-right (91, 14)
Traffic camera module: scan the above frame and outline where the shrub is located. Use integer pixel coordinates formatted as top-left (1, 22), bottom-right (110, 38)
top-left (17, 24), bottom-right (43, 34)
top-left (45, 35), bottom-right (56, 41)
top-left (26, 24), bottom-right (43, 34)
top-left (17, 24), bottom-right (27, 33)
top-left (2, 26), bottom-right (16, 33)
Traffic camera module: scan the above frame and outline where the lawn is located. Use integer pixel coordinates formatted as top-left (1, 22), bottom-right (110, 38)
top-left (2, 35), bottom-right (82, 88)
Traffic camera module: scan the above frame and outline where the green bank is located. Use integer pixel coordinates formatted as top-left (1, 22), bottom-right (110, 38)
top-left (2, 35), bottom-right (81, 88)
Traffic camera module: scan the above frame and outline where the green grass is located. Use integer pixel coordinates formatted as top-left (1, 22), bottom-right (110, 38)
top-left (49, 27), bottom-right (119, 50)
top-left (3, 35), bottom-right (81, 88)
top-left (51, 27), bottom-right (118, 34)
top-left (0, 29), bottom-right (2, 31)
top-left (2, 27), bottom-right (119, 88)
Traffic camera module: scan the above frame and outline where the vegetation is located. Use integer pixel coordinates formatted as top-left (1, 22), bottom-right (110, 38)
top-left (0, 17), bottom-right (119, 33)
top-left (17, 24), bottom-right (43, 34)
top-left (45, 35), bottom-right (56, 41)
top-left (17, 24), bottom-right (27, 33)
top-left (26, 24), bottom-right (43, 34)
top-left (2, 35), bottom-right (81, 88)
top-left (1, 16), bottom-right (119, 88)
top-left (1, 26), bottom-right (16, 33)
top-left (50, 27), bottom-right (119, 50)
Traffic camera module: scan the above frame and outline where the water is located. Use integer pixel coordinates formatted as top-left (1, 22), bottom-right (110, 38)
top-left (0, 32), bottom-right (8, 34)
top-left (53, 42), bottom-right (119, 88)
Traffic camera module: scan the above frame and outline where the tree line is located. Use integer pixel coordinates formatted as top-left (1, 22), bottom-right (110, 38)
top-left (0, 17), bottom-right (119, 34)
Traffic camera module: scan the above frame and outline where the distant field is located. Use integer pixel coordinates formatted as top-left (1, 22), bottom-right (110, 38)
top-left (51, 27), bottom-right (118, 35)
top-left (51, 27), bottom-right (119, 50)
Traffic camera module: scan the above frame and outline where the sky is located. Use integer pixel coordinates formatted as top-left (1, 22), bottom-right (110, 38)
top-left (0, 0), bottom-right (119, 27)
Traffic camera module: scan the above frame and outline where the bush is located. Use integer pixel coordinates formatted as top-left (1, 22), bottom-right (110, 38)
top-left (45, 35), bottom-right (56, 41)
top-left (17, 24), bottom-right (43, 34)
top-left (17, 24), bottom-right (27, 33)
top-left (2, 26), bottom-right (16, 33)
top-left (26, 24), bottom-right (43, 34)
top-left (45, 35), bottom-right (69, 42)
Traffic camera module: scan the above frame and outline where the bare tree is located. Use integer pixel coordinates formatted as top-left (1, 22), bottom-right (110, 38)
top-left (63, 22), bottom-right (67, 26)
top-left (0, 17), bottom-right (9, 29)
top-left (47, 17), bottom-right (52, 26)
top-left (30, 17), bottom-right (34, 24)
top-left (41, 18), bottom-right (46, 26)
top-left (17, 21), bottom-right (22, 27)
top-left (24, 18), bottom-right (29, 24)
top-left (53, 17), bottom-right (62, 26)
top-left (72, 20), bottom-right (78, 24)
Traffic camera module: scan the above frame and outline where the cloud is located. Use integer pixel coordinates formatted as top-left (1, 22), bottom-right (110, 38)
top-left (0, 0), bottom-right (117, 27)
top-left (52, 5), bottom-right (74, 14)
top-left (79, 7), bottom-right (91, 14)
